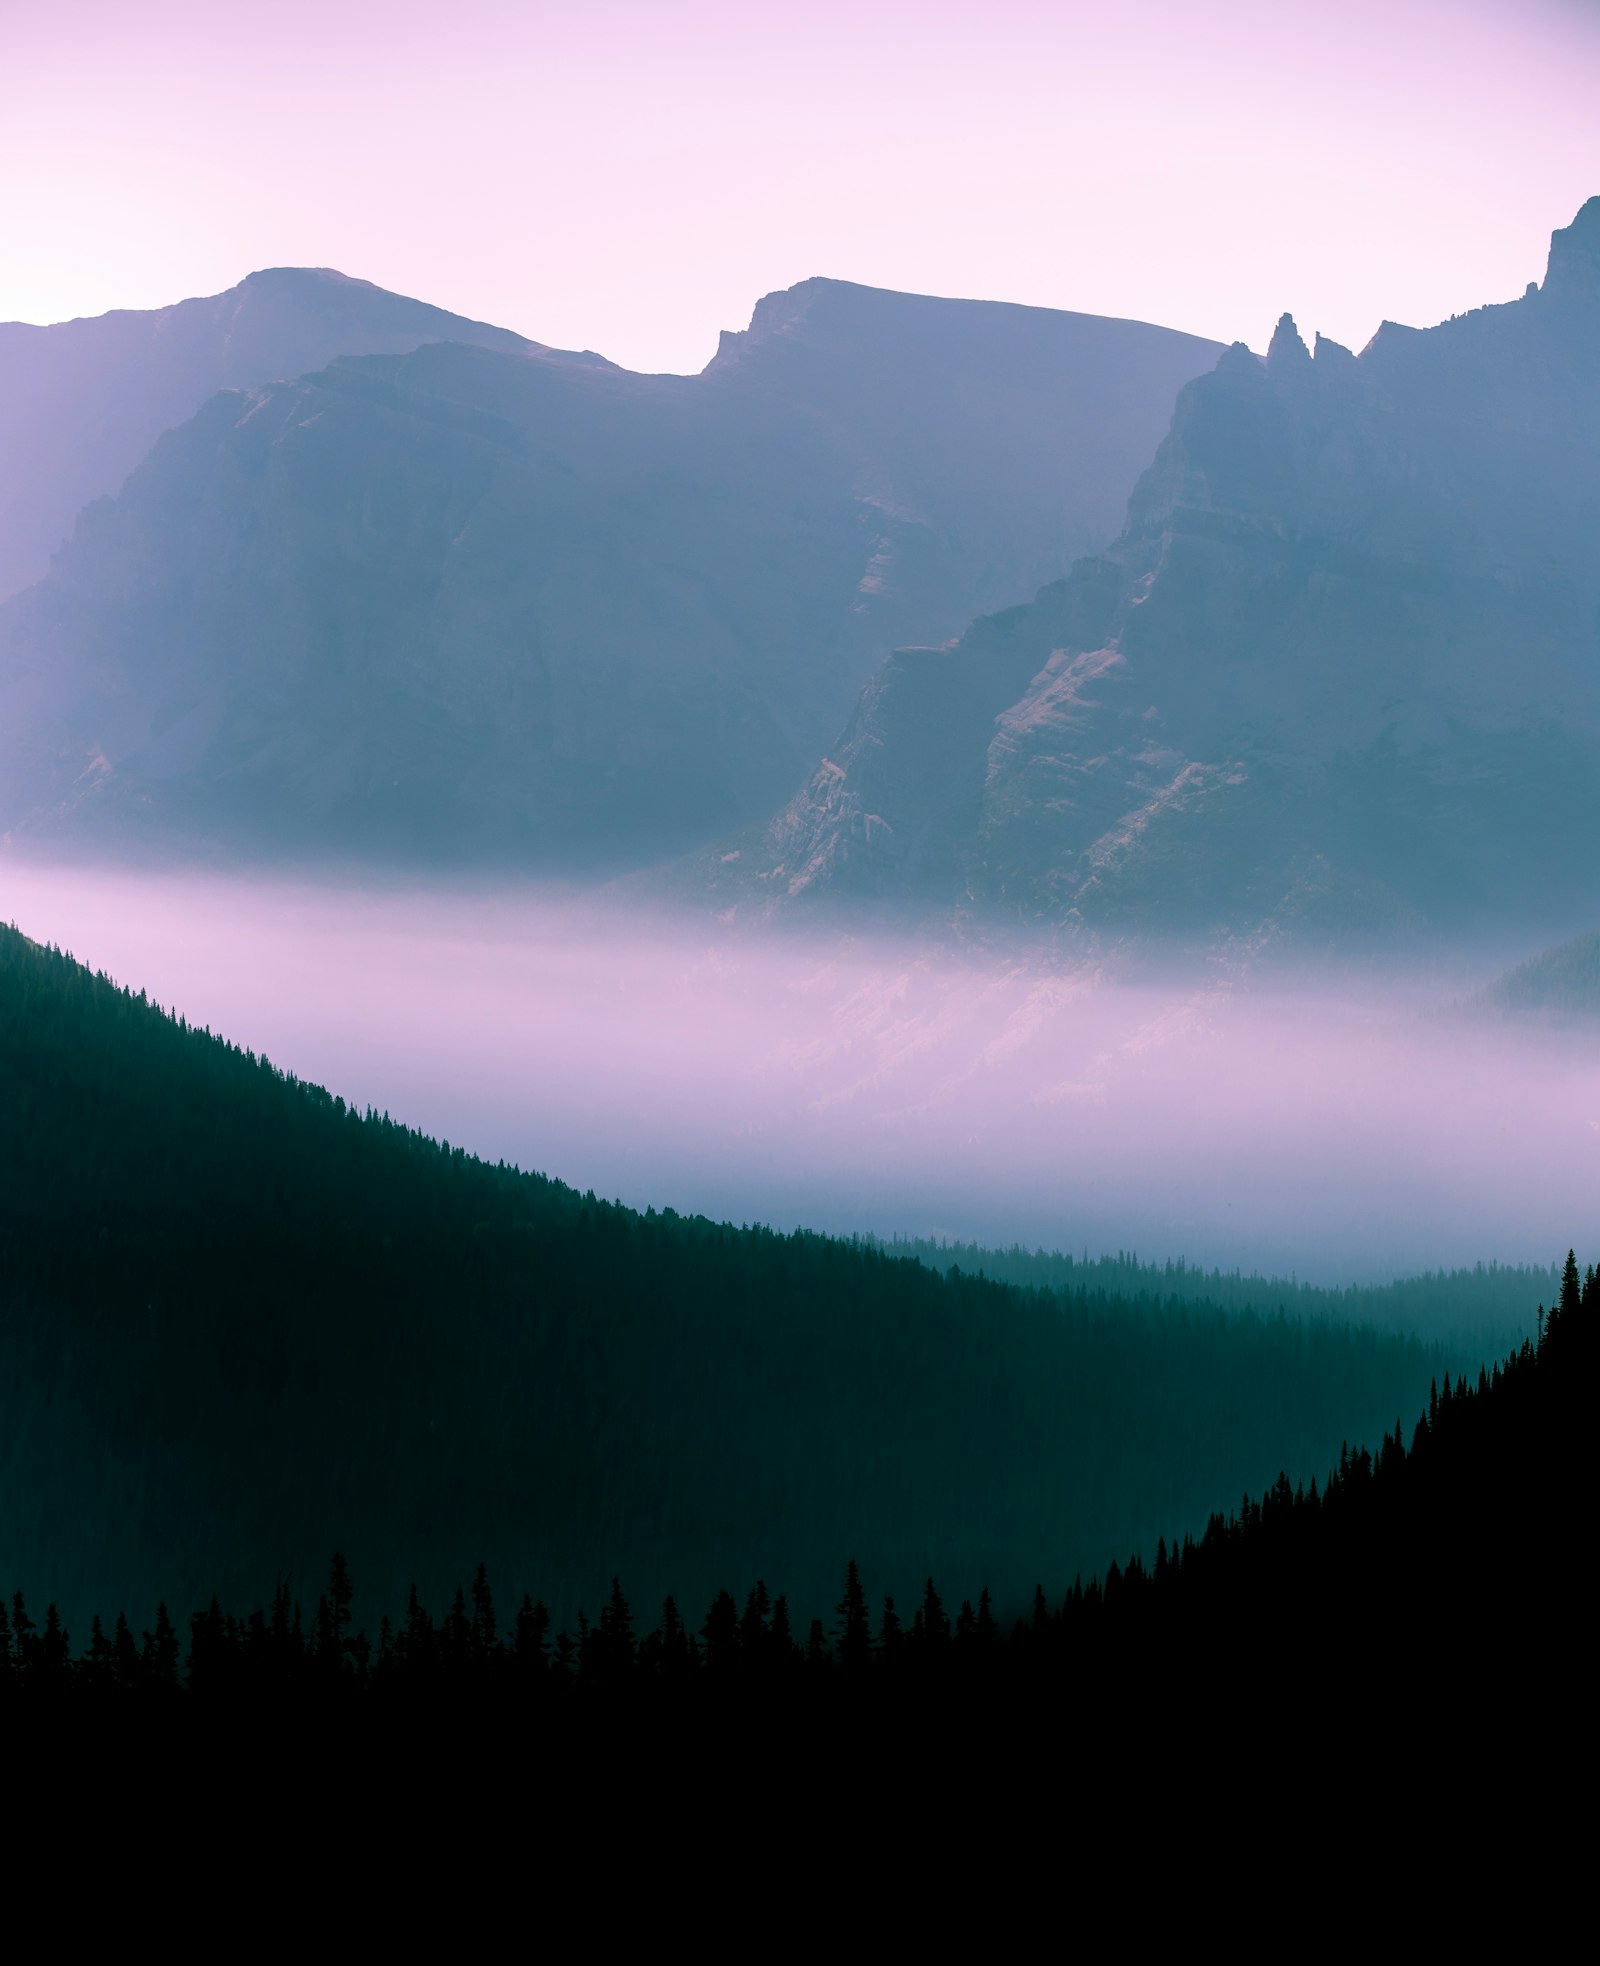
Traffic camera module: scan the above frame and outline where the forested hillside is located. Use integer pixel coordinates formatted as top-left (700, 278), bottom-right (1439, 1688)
top-left (879, 1237), bottom-right (1549, 1350)
top-left (0, 922), bottom-right (1465, 1629)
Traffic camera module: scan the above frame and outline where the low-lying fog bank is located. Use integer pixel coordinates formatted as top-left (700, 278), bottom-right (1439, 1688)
top-left (5, 860), bottom-right (1594, 1286)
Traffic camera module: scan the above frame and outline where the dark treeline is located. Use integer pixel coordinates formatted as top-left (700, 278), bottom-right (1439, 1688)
top-left (0, 924), bottom-right (1461, 1630)
top-left (4, 1253), bottom-right (1588, 1706)
top-left (878, 1234), bottom-right (1551, 1350)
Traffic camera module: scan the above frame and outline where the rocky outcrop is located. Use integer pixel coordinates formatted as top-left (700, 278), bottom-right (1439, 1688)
top-left (710, 204), bottom-right (1600, 951)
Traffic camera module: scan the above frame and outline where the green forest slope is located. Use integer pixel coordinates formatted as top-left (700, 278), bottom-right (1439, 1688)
top-left (877, 1238), bottom-right (1549, 1352)
top-left (0, 923), bottom-right (1471, 1628)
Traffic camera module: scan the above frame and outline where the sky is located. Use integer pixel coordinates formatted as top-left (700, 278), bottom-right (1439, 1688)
top-left (2, 0), bottom-right (1598, 372)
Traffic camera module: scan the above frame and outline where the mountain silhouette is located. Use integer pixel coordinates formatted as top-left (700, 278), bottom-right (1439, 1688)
top-left (0, 266), bottom-right (552, 603)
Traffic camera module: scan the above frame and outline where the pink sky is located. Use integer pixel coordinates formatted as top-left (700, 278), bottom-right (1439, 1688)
top-left (2, 0), bottom-right (1598, 370)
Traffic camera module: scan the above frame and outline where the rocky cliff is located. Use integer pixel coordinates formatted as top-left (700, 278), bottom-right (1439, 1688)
top-left (712, 204), bottom-right (1600, 951)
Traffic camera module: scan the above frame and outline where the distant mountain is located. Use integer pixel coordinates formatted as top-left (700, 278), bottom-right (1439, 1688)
top-left (708, 202), bottom-right (1600, 951)
top-left (0, 282), bottom-right (1219, 869)
top-left (0, 922), bottom-right (1448, 1630)
top-left (1477, 931), bottom-right (1600, 1023)
top-left (0, 267), bottom-right (550, 602)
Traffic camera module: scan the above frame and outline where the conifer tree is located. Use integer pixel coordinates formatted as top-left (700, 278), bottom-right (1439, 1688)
top-left (149, 1603), bottom-right (180, 1691)
top-left (653, 1596), bottom-right (689, 1674)
top-left (113, 1612), bottom-right (138, 1689)
top-left (41, 1603), bottom-right (69, 1676)
top-left (444, 1585), bottom-right (471, 1668)
top-left (1560, 1250), bottom-right (1581, 1321)
top-left (597, 1577), bottom-right (635, 1676)
top-left (740, 1580), bottom-right (773, 1663)
top-left (879, 1595), bottom-right (903, 1664)
top-left (701, 1589), bottom-right (740, 1674)
top-left (327, 1551), bottom-right (354, 1665)
top-left (834, 1560), bottom-right (872, 1672)
top-left (920, 1577), bottom-right (950, 1648)
top-left (403, 1583), bottom-right (434, 1673)
top-left (471, 1563), bottom-right (498, 1660)
top-left (515, 1594), bottom-right (551, 1671)
top-left (11, 1592), bottom-right (35, 1672)
top-left (770, 1594), bottom-right (796, 1666)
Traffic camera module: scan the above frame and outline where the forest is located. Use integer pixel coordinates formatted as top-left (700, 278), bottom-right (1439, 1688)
top-left (3, 1252), bottom-right (1587, 1709)
top-left (879, 1235), bottom-right (1550, 1351)
top-left (0, 922), bottom-right (1471, 1630)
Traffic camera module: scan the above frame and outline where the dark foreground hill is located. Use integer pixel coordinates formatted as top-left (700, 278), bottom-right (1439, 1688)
top-left (5, 1246), bottom-right (1587, 1729)
top-left (0, 921), bottom-right (1454, 1632)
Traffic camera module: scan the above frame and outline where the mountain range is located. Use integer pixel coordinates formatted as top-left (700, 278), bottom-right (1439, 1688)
top-left (0, 274), bottom-right (1218, 870)
top-left (4, 206), bottom-right (1595, 949)
top-left (704, 202), bottom-right (1600, 951)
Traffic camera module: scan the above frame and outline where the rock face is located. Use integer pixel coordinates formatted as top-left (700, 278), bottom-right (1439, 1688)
top-left (0, 278), bottom-right (1219, 870)
top-left (718, 205), bottom-right (1600, 951)
top-left (0, 268), bottom-right (548, 602)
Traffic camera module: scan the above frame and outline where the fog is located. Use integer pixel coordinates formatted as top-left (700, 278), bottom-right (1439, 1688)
top-left (5, 861), bottom-right (1595, 1284)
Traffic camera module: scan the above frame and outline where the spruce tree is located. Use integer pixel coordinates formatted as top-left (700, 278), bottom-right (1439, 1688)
top-left (879, 1596), bottom-right (903, 1664)
top-left (834, 1560), bottom-right (872, 1673)
top-left (471, 1563), bottom-right (498, 1661)
top-left (740, 1580), bottom-right (773, 1665)
top-left (770, 1594), bottom-right (796, 1666)
top-left (701, 1589), bottom-right (740, 1674)
top-left (515, 1594), bottom-right (552, 1672)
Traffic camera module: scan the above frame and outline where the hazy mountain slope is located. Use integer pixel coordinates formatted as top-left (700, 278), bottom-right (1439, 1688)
top-left (714, 202), bottom-right (1600, 949)
top-left (703, 280), bottom-right (1220, 646)
top-left (0, 267), bottom-right (552, 602)
top-left (0, 284), bottom-right (1219, 870)
top-left (1478, 930), bottom-right (1600, 1023)
top-left (0, 923), bottom-right (1452, 1629)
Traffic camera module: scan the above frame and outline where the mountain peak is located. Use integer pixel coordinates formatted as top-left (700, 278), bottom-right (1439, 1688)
top-left (1543, 196), bottom-right (1600, 303)
top-left (1267, 312), bottom-right (1312, 374)
top-left (237, 265), bottom-right (360, 288)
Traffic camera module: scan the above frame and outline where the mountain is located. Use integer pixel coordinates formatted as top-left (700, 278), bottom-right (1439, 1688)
top-left (710, 202), bottom-right (1600, 951)
top-left (0, 267), bottom-right (551, 604)
top-left (0, 284), bottom-right (1220, 870)
top-left (0, 922), bottom-right (1451, 1630)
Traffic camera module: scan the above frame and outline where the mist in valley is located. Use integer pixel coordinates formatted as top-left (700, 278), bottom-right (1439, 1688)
top-left (6, 858), bottom-right (1593, 1298)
